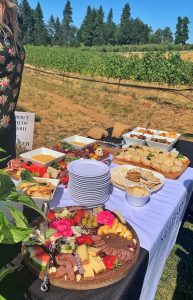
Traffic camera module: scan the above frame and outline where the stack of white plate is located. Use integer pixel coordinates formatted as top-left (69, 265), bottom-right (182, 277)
top-left (67, 159), bottom-right (111, 206)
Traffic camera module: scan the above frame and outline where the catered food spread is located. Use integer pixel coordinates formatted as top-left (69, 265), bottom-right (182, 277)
top-left (113, 145), bottom-right (190, 179)
top-left (5, 143), bottom-right (110, 184)
top-left (22, 207), bottom-right (139, 290)
top-left (111, 165), bottom-right (164, 192)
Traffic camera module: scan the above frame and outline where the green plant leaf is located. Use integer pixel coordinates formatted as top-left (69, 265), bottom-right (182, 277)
top-left (7, 205), bottom-right (29, 228)
top-left (0, 170), bottom-right (45, 218)
top-left (0, 294), bottom-right (6, 300)
top-left (0, 147), bottom-right (6, 153)
top-left (0, 212), bottom-right (33, 244)
top-left (0, 265), bottom-right (23, 282)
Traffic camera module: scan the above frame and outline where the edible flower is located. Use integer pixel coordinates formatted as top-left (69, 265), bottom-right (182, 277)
top-left (97, 211), bottom-right (115, 226)
top-left (49, 219), bottom-right (73, 237)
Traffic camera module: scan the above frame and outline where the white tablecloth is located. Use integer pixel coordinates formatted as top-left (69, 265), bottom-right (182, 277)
top-left (51, 166), bottom-right (193, 300)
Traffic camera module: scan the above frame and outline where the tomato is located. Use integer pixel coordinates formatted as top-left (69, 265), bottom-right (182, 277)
top-left (47, 211), bottom-right (55, 220)
top-left (102, 255), bottom-right (117, 270)
top-left (76, 235), bottom-right (93, 246)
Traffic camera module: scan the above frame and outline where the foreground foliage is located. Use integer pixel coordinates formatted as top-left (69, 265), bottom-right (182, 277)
top-left (25, 46), bottom-right (193, 86)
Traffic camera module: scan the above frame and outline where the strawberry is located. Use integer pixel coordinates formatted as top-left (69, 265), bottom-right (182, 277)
top-left (75, 235), bottom-right (93, 246)
top-left (102, 255), bottom-right (121, 270)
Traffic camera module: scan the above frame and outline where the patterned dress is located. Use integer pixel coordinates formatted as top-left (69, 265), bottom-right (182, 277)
top-left (0, 27), bottom-right (25, 167)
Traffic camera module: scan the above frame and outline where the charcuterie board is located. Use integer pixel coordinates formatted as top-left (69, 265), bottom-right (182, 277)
top-left (21, 207), bottom-right (140, 290)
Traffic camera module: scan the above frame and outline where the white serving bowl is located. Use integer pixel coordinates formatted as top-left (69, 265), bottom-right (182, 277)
top-left (122, 131), bottom-right (151, 146)
top-left (20, 147), bottom-right (65, 167)
top-left (61, 135), bottom-right (96, 149)
top-left (125, 185), bottom-right (151, 207)
top-left (146, 136), bottom-right (177, 151)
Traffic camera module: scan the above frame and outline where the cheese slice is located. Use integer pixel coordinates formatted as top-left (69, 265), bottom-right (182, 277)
top-left (88, 247), bottom-right (100, 257)
top-left (89, 255), bottom-right (106, 274)
top-left (76, 244), bottom-right (89, 265)
top-left (83, 264), bottom-right (95, 280)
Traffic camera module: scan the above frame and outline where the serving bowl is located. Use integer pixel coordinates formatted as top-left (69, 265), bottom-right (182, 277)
top-left (61, 135), bottom-right (96, 150)
top-left (125, 185), bottom-right (151, 207)
top-left (146, 136), bottom-right (177, 151)
top-left (122, 131), bottom-right (151, 146)
top-left (20, 147), bottom-right (65, 167)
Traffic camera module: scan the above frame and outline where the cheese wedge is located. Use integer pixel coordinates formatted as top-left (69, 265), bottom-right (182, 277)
top-left (88, 247), bottom-right (100, 257)
top-left (76, 244), bottom-right (89, 265)
top-left (83, 264), bottom-right (95, 280)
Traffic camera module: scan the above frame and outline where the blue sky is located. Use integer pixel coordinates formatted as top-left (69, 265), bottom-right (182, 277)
top-left (28, 0), bottom-right (193, 43)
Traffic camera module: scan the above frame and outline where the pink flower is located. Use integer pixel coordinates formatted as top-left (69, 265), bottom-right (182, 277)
top-left (0, 115), bottom-right (10, 128)
top-left (0, 95), bottom-right (7, 105)
top-left (49, 219), bottom-right (73, 237)
top-left (0, 55), bottom-right (5, 64)
top-left (9, 47), bottom-right (16, 56)
top-left (97, 211), bottom-right (115, 227)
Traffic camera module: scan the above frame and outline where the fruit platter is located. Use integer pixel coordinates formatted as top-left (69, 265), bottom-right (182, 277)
top-left (21, 206), bottom-right (140, 290)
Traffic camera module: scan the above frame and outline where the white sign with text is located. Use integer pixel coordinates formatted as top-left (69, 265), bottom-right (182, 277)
top-left (15, 111), bottom-right (35, 150)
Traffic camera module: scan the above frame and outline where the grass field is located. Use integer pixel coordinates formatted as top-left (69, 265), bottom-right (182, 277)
top-left (14, 69), bottom-right (193, 299)
top-left (19, 68), bottom-right (193, 148)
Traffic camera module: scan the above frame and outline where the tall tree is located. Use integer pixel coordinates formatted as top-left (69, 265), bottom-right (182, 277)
top-left (105, 8), bottom-right (116, 45)
top-left (175, 17), bottom-right (183, 44)
top-left (175, 16), bottom-right (190, 44)
top-left (54, 17), bottom-right (63, 46)
top-left (33, 2), bottom-right (48, 45)
top-left (47, 15), bottom-right (56, 45)
top-left (20, 0), bottom-right (35, 44)
top-left (162, 27), bottom-right (173, 43)
top-left (129, 18), bottom-right (151, 44)
top-left (62, 0), bottom-right (76, 45)
top-left (117, 3), bottom-right (131, 45)
top-left (78, 6), bottom-right (94, 46)
top-left (93, 6), bottom-right (105, 45)
top-left (182, 17), bottom-right (190, 44)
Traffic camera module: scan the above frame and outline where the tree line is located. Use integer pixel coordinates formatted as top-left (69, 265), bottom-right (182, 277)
top-left (15, 0), bottom-right (190, 46)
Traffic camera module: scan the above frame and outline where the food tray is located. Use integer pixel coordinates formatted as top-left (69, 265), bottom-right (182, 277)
top-left (113, 157), bottom-right (190, 180)
top-left (21, 211), bottom-right (140, 290)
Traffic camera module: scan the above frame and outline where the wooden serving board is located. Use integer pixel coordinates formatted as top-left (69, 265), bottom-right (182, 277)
top-left (113, 157), bottom-right (190, 180)
top-left (21, 222), bottom-right (140, 290)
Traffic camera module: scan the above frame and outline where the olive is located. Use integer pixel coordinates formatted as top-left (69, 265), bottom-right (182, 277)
top-left (27, 161), bottom-right (32, 166)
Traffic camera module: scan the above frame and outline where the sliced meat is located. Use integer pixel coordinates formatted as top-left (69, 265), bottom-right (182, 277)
top-left (111, 248), bottom-right (118, 256)
top-left (94, 240), bottom-right (106, 247)
top-left (54, 266), bottom-right (68, 279)
top-left (125, 250), bottom-right (135, 262)
top-left (105, 247), bottom-right (114, 256)
top-left (56, 254), bottom-right (67, 266)
top-left (92, 235), bottom-right (102, 242)
top-left (65, 260), bottom-right (76, 281)
top-left (100, 244), bottom-right (109, 253)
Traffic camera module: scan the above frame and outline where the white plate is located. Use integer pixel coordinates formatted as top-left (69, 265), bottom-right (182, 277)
top-left (20, 147), bottom-right (65, 167)
top-left (61, 135), bottom-right (96, 150)
top-left (68, 160), bottom-right (109, 177)
top-left (111, 165), bottom-right (165, 192)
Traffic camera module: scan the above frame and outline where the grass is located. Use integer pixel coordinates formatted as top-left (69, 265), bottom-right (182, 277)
top-left (155, 215), bottom-right (193, 300)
